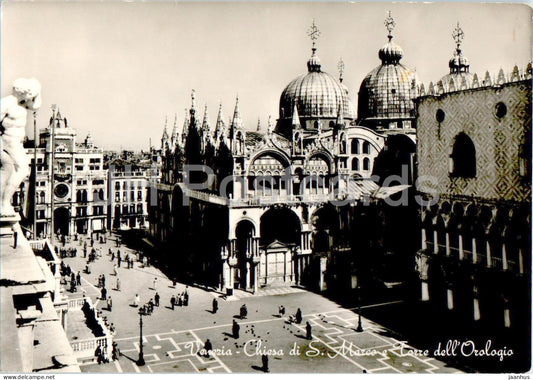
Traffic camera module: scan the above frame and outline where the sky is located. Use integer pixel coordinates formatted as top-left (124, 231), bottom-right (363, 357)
top-left (1, 2), bottom-right (531, 151)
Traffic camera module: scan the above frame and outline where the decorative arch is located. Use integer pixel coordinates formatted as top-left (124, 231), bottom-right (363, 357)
top-left (248, 149), bottom-right (290, 176)
top-left (305, 151), bottom-right (333, 174)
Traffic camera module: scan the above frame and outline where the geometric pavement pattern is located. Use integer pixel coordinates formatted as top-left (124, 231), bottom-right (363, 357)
top-left (81, 309), bottom-right (462, 374)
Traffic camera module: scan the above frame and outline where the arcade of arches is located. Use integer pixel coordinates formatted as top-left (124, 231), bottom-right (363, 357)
top-left (416, 198), bottom-right (531, 330)
top-left (151, 184), bottom-right (416, 297)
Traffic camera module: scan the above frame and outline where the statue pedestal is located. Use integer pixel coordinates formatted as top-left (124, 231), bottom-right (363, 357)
top-left (0, 214), bottom-right (21, 238)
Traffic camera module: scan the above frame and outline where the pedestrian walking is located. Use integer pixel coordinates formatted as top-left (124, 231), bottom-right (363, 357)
top-left (152, 277), bottom-right (157, 291)
top-left (117, 255), bottom-right (121, 268)
top-left (111, 251), bottom-right (115, 261)
top-left (183, 292), bottom-right (189, 306)
top-left (177, 294), bottom-right (183, 307)
top-left (306, 321), bottom-right (312, 339)
top-left (279, 305), bottom-right (285, 317)
top-left (101, 287), bottom-right (107, 300)
top-left (134, 294), bottom-right (140, 307)
top-left (113, 264), bottom-right (118, 276)
top-left (154, 292), bottom-right (160, 307)
top-left (240, 304), bottom-right (247, 319)
top-left (76, 271), bottom-right (81, 285)
top-left (95, 345), bottom-right (103, 364)
top-left (112, 342), bottom-right (120, 361)
top-left (295, 308), bottom-right (302, 324)
top-left (107, 296), bottom-right (113, 311)
top-left (212, 298), bottom-right (218, 314)
top-left (101, 274), bottom-right (106, 288)
top-left (262, 354), bottom-right (269, 372)
top-left (232, 320), bottom-right (240, 339)
top-left (116, 277), bottom-right (121, 291)
top-left (203, 339), bottom-right (213, 358)
top-left (170, 295), bottom-right (175, 310)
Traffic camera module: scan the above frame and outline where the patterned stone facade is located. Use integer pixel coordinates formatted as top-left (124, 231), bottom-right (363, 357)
top-left (417, 76), bottom-right (531, 203)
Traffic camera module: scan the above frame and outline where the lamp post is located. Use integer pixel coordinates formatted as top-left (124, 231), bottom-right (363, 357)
top-left (137, 308), bottom-right (145, 366)
top-left (355, 276), bottom-right (363, 332)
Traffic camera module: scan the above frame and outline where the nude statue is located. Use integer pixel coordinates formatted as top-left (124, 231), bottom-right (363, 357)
top-left (1, 78), bottom-right (41, 216)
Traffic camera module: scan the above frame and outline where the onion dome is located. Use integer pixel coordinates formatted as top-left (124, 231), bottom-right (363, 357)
top-left (357, 12), bottom-right (419, 126)
top-left (277, 20), bottom-right (356, 137)
top-left (440, 23), bottom-right (474, 89)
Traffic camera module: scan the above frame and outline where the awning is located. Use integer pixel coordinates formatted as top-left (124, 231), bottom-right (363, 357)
top-left (373, 185), bottom-right (411, 199)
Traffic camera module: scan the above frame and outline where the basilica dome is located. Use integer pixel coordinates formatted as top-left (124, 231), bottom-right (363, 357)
top-left (440, 23), bottom-right (474, 90)
top-left (357, 14), bottom-right (419, 128)
top-left (277, 46), bottom-right (356, 136)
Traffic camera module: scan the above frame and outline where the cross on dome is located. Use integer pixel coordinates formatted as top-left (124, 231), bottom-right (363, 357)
top-left (452, 22), bottom-right (465, 48)
top-left (307, 19), bottom-right (321, 49)
top-left (384, 11), bottom-right (395, 41)
top-left (338, 57), bottom-right (345, 83)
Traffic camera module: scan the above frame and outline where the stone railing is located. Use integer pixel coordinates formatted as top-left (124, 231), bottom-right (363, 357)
top-left (71, 336), bottom-right (109, 354)
top-left (68, 297), bottom-right (113, 357)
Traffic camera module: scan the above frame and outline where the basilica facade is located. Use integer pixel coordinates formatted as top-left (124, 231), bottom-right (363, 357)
top-left (150, 16), bottom-right (418, 294)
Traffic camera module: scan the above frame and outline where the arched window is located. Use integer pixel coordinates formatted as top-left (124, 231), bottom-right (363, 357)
top-left (362, 141), bottom-right (370, 154)
top-left (137, 204), bottom-right (142, 214)
top-left (98, 189), bottom-right (104, 201)
top-left (92, 190), bottom-right (99, 201)
top-left (363, 157), bottom-right (370, 171)
top-left (450, 133), bottom-right (476, 178)
top-left (122, 205), bottom-right (128, 214)
top-left (40, 191), bottom-right (46, 204)
top-left (351, 139), bottom-right (359, 154)
top-left (76, 190), bottom-right (82, 202)
top-left (115, 182), bottom-right (120, 190)
top-left (82, 190), bottom-right (88, 202)
top-left (351, 157), bottom-right (359, 171)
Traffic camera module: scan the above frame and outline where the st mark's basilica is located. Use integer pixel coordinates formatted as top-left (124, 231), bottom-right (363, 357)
top-left (149, 15), bottom-right (530, 366)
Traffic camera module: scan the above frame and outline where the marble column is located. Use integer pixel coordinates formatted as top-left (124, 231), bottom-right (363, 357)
top-left (504, 307), bottom-right (511, 328)
top-left (473, 296), bottom-right (481, 321)
top-left (501, 243), bottom-right (508, 270)
top-left (519, 248), bottom-right (524, 274)
top-left (421, 228), bottom-right (427, 250)
top-left (472, 238), bottom-right (477, 263)
top-left (433, 231), bottom-right (439, 254)
top-left (222, 260), bottom-right (230, 291)
top-left (421, 281), bottom-right (430, 301)
top-left (445, 232), bottom-right (450, 256)
top-left (486, 241), bottom-right (492, 268)
top-left (253, 264), bottom-right (258, 293)
top-left (246, 262), bottom-right (251, 289)
top-left (458, 235), bottom-right (464, 260)
top-left (447, 288), bottom-right (454, 310)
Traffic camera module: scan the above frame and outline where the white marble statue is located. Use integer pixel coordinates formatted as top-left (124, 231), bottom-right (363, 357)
top-left (1, 78), bottom-right (41, 217)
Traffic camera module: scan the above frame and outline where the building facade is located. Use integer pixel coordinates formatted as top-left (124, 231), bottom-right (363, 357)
top-left (19, 109), bottom-right (108, 238)
top-left (414, 27), bottom-right (531, 368)
top-left (150, 16), bottom-right (418, 294)
top-left (106, 157), bottom-right (153, 230)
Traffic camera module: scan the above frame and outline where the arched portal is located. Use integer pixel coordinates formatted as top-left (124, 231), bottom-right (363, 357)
top-left (311, 204), bottom-right (339, 253)
top-left (259, 207), bottom-right (301, 286)
top-left (54, 207), bottom-right (70, 236)
top-left (260, 207), bottom-right (301, 246)
top-left (235, 220), bottom-right (256, 289)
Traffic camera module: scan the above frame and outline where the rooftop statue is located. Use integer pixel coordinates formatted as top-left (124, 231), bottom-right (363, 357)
top-left (1, 78), bottom-right (41, 217)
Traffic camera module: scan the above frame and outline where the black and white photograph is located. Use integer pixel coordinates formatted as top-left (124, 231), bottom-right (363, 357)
top-left (0, 1), bottom-right (531, 376)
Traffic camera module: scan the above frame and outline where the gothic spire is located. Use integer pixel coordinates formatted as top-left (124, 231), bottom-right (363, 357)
top-left (202, 103), bottom-right (210, 132)
top-left (231, 95), bottom-right (243, 129)
top-left (291, 104), bottom-right (301, 127)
